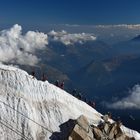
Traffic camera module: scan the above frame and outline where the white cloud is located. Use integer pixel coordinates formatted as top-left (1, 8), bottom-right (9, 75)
top-left (62, 24), bottom-right (140, 30)
top-left (48, 30), bottom-right (96, 45)
top-left (0, 24), bottom-right (48, 66)
top-left (106, 84), bottom-right (140, 109)
top-left (93, 24), bottom-right (140, 29)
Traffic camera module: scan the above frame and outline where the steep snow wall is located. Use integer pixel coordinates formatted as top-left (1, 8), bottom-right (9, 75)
top-left (0, 64), bottom-right (139, 140)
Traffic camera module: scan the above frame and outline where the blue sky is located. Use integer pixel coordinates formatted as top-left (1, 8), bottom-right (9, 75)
top-left (0, 0), bottom-right (140, 26)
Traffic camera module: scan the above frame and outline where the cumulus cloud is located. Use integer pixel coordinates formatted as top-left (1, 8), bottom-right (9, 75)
top-left (0, 24), bottom-right (48, 66)
top-left (106, 84), bottom-right (140, 109)
top-left (48, 30), bottom-right (96, 45)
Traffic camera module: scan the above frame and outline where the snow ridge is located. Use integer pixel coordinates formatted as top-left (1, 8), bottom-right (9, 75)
top-left (0, 64), bottom-right (139, 140)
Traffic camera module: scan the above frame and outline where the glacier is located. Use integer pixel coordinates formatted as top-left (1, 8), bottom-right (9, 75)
top-left (0, 64), bottom-right (140, 140)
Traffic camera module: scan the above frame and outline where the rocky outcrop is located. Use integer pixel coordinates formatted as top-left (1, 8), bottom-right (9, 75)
top-left (68, 115), bottom-right (94, 140)
top-left (68, 115), bottom-right (135, 140)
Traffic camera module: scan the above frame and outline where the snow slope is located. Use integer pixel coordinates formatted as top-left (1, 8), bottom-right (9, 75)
top-left (0, 64), bottom-right (139, 140)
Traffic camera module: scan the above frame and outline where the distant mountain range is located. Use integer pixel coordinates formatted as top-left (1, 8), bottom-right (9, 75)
top-left (8, 34), bottom-right (140, 132)
top-left (16, 34), bottom-right (140, 103)
top-left (132, 35), bottom-right (140, 41)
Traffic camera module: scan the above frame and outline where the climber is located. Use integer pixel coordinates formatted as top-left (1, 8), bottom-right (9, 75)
top-left (83, 96), bottom-right (87, 103)
top-left (31, 71), bottom-right (35, 78)
top-left (115, 116), bottom-right (122, 128)
top-left (55, 80), bottom-right (59, 87)
top-left (79, 92), bottom-right (82, 100)
top-left (41, 73), bottom-right (47, 81)
top-left (88, 100), bottom-right (96, 108)
top-left (116, 116), bottom-right (122, 125)
top-left (60, 81), bottom-right (64, 89)
top-left (88, 100), bottom-right (92, 106)
top-left (72, 89), bottom-right (77, 96)
top-left (107, 112), bottom-right (112, 119)
top-left (91, 101), bottom-right (96, 108)
top-left (76, 92), bottom-right (82, 100)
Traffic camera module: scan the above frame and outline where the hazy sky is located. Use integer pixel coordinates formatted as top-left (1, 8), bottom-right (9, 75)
top-left (0, 0), bottom-right (140, 26)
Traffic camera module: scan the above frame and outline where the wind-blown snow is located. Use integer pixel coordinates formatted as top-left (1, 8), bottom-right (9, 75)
top-left (0, 64), bottom-right (139, 140)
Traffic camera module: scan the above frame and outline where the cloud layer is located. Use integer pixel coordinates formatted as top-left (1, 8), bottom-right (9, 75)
top-left (0, 24), bottom-right (48, 66)
top-left (48, 30), bottom-right (96, 45)
top-left (0, 24), bottom-right (97, 66)
top-left (106, 84), bottom-right (140, 109)
top-left (65, 24), bottom-right (140, 30)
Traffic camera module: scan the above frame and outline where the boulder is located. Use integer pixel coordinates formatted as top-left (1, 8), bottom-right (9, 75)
top-left (68, 124), bottom-right (93, 140)
top-left (93, 127), bottom-right (104, 140)
top-left (68, 115), bottom-right (136, 140)
top-left (114, 125), bottom-right (123, 139)
top-left (76, 115), bottom-right (90, 133)
top-left (102, 115), bottom-right (109, 123)
top-left (103, 122), bottom-right (111, 135)
top-left (68, 115), bottom-right (94, 140)
top-left (108, 123), bottom-right (117, 139)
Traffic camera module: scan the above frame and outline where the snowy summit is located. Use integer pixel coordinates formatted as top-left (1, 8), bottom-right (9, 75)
top-left (0, 64), bottom-right (139, 140)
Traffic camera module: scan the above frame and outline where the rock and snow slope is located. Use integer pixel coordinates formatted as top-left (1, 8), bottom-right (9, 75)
top-left (0, 64), bottom-right (139, 140)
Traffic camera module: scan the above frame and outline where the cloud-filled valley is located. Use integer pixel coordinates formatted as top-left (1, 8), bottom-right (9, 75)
top-left (48, 30), bottom-right (96, 45)
top-left (0, 24), bottom-right (98, 66)
top-left (1, 24), bottom-right (140, 108)
top-left (105, 84), bottom-right (140, 109)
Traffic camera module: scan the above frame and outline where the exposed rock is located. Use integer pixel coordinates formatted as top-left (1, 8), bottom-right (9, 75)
top-left (76, 115), bottom-right (90, 133)
top-left (68, 124), bottom-right (93, 140)
top-left (67, 115), bottom-right (136, 140)
top-left (92, 126), bottom-right (104, 140)
top-left (125, 136), bottom-right (135, 140)
top-left (115, 134), bottom-right (135, 140)
top-left (68, 115), bottom-right (94, 140)
top-left (103, 122), bottom-right (112, 135)
top-left (91, 114), bottom-right (136, 140)
top-left (102, 114), bottom-right (109, 123)
top-left (114, 124), bottom-right (123, 139)
top-left (108, 123), bottom-right (118, 139)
